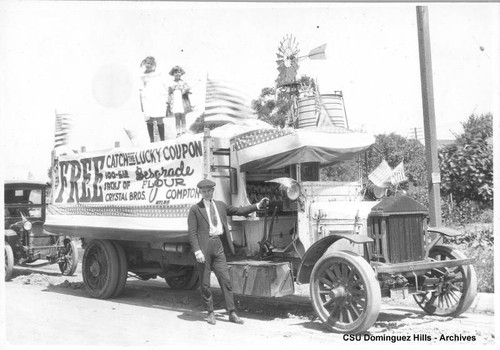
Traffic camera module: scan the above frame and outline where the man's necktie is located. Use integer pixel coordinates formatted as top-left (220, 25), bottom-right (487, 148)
top-left (210, 201), bottom-right (218, 226)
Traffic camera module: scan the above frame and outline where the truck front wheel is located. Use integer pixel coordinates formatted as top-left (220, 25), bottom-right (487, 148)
top-left (413, 245), bottom-right (477, 317)
top-left (82, 239), bottom-right (121, 299)
top-left (310, 251), bottom-right (381, 333)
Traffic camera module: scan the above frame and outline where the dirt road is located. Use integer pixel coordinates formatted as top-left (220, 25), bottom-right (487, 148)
top-left (2, 263), bottom-right (496, 348)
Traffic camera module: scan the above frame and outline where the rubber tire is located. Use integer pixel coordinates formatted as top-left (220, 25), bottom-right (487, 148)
top-left (165, 266), bottom-right (200, 290)
top-left (5, 242), bottom-right (15, 281)
top-left (111, 241), bottom-right (128, 298)
top-left (59, 239), bottom-right (79, 276)
top-left (413, 245), bottom-right (477, 317)
top-left (82, 239), bottom-right (120, 299)
top-left (310, 251), bottom-right (381, 333)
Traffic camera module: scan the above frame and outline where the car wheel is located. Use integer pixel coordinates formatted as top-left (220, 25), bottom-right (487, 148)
top-left (59, 239), bottom-right (79, 276)
top-left (5, 242), bottom-right (15, 281)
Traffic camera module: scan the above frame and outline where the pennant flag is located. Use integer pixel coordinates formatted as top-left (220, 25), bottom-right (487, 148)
top-left (54, 111), bottom-right (74, 149)
top-left (123, 128), bottom-right (139, 146)
top-left (391, 161), bottom-right (408, 185)
top-left (204, 78), bottom-right (256, 124)
top-left (368, 160), bottom-right (393, 188)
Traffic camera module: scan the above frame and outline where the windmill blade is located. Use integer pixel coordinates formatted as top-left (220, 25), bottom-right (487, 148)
top-left (308, 43), bottom-right (327, 60)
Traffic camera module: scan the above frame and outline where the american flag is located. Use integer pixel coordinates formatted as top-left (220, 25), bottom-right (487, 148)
top-left (314, 80), bottom-right (334, 128)
top-left (204, 79), bottom-right (256, 123)
top-left (54, 112), bottom-right (74, 149)
top-left (391, 161), bottom-right (407, 185)
top-left (368, 160), bottom-right (393, 188)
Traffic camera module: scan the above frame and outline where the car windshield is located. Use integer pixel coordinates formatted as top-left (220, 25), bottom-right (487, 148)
top-left (4, 187), bottom-right (44, 220)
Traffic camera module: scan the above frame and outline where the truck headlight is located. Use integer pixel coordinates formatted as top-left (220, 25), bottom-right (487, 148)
top-left (23, 221), bottom-right (32, 231)
top-left (286, 181), bottom-right (301, 201)
top-left (266, 177), bottom-right (301, 201)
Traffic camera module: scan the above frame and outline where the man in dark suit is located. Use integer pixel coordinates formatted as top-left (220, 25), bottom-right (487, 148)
top-left (188, 179), bottom-right (268, 325)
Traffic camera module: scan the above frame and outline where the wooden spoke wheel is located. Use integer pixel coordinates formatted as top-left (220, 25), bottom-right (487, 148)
top-left (413, 245), bottom-right (477, 317)
top-left (5, 242), bottom-right (14, 281)
top-left (111, 241), bottom-right (128, 298)
top-left (165, 266), bottom-right (200, 290)
top-left (310, 251), bottom-right (381, 333)
top-left (82, 240), bottom-right (120, 299)
top-left (58, 239), bottom-right (79, 276)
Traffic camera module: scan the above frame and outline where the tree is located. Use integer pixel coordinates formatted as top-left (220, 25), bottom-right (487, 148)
top-left (252, 75), bottom-right (316, 127)
top-left (321, 132), bottom-right (427, 191)
top-left (365, 133), bottom-right (427, 188)
top-left (439, 113), bottom-right (493, 206)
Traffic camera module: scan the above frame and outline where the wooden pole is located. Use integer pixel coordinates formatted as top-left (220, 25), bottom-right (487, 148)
top-left (416, 6), bottom-right (442, 227)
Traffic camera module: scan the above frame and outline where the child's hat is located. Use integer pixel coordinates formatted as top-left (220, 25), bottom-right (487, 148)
top-left (169, 65), bottom-right (185, 76)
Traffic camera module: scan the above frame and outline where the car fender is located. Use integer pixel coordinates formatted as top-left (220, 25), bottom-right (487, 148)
top-left (296, 232), bottom-right (373, 284)
top-left (428, 226), bottom-right (464, 237)
top-left (4, 229), bottom-right (21, 248)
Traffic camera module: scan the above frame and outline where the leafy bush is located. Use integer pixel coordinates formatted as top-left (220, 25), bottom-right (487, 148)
top-left (439, 113), bottom-right (493, 206)
top-left (452, 242), bottom-right (494, 293)
top-left (443, 227), bottom-right (494, 247)
top-left (443, 225), bottom-right (494, 293)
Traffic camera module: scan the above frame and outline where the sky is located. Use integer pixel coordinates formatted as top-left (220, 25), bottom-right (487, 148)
top-left (1, 1), bottom-right (499, 181)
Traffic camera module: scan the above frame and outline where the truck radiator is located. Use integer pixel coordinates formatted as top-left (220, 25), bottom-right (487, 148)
top-left (369, 214), bottom-right (425, 263)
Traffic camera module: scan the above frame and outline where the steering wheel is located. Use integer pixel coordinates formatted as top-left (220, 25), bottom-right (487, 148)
top-left (18, 200), bottom-right (34, 216)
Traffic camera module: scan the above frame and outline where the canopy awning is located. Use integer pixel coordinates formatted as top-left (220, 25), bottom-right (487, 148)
top-left (231, 126), bottom-right (375, 172)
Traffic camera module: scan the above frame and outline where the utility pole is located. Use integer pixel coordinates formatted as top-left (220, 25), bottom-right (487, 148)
top-left (416, 6), bottom-right (442, 227)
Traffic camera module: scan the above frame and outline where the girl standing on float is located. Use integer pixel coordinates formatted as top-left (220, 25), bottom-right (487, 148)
top-left (167, 65), bottom-right (192, 137)
top-left (139, 56), bottom-right (168, 142)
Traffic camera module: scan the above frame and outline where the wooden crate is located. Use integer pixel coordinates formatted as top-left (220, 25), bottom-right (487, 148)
top-left (227, 260), bottom-right (294, 297)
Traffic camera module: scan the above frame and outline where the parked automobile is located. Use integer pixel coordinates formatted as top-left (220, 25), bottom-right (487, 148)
top-left (4, 180), bottom-right (78, 281)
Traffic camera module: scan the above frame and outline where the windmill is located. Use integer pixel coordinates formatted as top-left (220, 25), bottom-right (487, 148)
top-left (275, 34), bottom-right (327, 127)
top-left (276, 34), bottom-right (327, 87)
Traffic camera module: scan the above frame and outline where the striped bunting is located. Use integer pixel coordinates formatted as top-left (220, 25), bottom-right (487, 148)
top-left (233, 128), bottom-right (294, 151)
top-left (204, 79), bottom-right (256, 123)
top-left (54, 112), bottom-right (74, 148)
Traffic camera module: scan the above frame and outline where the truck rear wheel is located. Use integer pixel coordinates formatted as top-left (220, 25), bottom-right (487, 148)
top-left (111, 241), bottom-right (128, 298)
top-left (310, 251), bottom-right (381, 333)
top-left (5, 242), bottom-right (14, 281)
top-left (165, 266), bottom-right (200, 290)
top-left (413, 245), bottom-right (477, 317)
top-left (82, 239), bottom-right (121, 299)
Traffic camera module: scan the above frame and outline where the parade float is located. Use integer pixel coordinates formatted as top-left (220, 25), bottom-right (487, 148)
top-left (44, 36), bottom-right (476, 333)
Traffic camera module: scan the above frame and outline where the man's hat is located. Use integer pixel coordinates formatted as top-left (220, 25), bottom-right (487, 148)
top-left (169, 65), bottom-right (185, 76)
top-left (197, 179), bottom-right (216, 188)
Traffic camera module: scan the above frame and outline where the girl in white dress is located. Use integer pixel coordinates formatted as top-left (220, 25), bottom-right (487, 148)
top-left (139, 56), bottom-right (168, 142)
top-left (167, 65), bottom-right (192, 137)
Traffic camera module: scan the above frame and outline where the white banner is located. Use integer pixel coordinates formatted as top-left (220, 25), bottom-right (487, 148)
top-left (52, 137), bottom-right (205, 206)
